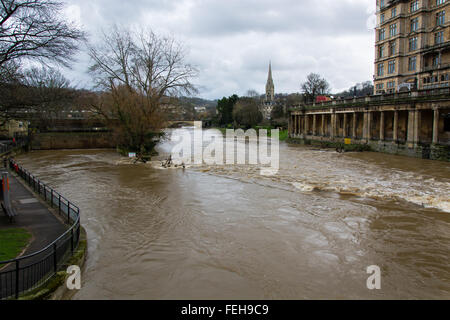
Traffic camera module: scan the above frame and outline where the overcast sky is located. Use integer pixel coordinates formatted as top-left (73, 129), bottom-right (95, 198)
top-left (62, 0), bottom-right (376, 100)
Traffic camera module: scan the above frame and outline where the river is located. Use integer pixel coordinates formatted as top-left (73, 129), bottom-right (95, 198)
top-left (16, 128), bottom-right (450, 299)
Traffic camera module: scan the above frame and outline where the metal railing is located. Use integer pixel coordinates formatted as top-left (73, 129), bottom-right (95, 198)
top-left (0, 137), bottom-right (28, 156)
top-left (292, 87), bottom-right (450, 111)
top-left (0, 159), bottom-right (80, 300)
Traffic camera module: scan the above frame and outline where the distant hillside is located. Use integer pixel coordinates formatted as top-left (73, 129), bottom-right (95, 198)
top-left (179, 97), bottom-right (217, 110)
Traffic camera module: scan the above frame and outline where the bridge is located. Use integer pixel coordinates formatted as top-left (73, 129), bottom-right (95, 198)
top-left (167, 120), bottom-right (213, 128)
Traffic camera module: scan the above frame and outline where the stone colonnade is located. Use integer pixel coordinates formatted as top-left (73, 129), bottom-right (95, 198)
top-left (289, 106), bottom-right (444, 146)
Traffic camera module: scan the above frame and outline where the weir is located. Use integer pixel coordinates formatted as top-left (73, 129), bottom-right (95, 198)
top-left (289, 89), bottom-right (450, 160)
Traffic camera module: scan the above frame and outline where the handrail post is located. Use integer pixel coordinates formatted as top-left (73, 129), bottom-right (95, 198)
top-left (53, 243), bottom-right (57, 272)
top-left (15, 260), bottom-right (20, 299)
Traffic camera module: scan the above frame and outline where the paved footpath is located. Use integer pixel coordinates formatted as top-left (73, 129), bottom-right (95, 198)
top-left (0, 173), bottom-right (67, 261)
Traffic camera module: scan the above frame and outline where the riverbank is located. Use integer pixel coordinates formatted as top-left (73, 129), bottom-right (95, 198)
top-left (0, 162), bottom-right (84, 300)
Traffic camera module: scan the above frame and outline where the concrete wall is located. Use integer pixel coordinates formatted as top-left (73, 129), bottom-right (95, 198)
top-left (31, 132), bottom-right (116, 150)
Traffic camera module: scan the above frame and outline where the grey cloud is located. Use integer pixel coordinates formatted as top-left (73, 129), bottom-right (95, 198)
top-left (61, 0), bottom-right (375, 99)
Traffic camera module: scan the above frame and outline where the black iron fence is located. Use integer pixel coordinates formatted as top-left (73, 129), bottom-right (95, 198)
top-left (0, 159), bottom-right (80, 300)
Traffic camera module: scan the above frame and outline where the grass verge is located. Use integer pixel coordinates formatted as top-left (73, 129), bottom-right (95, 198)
top-left (0, 228), bottom-right (32, 263)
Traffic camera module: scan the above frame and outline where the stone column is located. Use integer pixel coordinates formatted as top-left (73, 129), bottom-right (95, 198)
top-left (433, 108), bottom-right (439, 144)
top-left (367, 112), bottom-right (372, 141)
top-left (299, 115), bottom-right (302, 135)
top-left (313, 114), bottom-right (317, 135)
top-left (414, 110), bottom-right (420, 145)
top-left (407, 110), bottom-right (415, 146)
top-left (331, 111), bottom-right (336, 138)
top-left (363, 112), bottom-right (368, 140)
top-left (292, 115), bottom-right (295, 136)
top-left (343, 114), bottom-right (348, 138)
top-left (380, 111), bottom-right (385, 141)
top-left (393, 111), bottom-right (398, 141)
top-left (298, 115), bottom-right (302, 136)
top-left (352, 113), bottom-right (357, 138)
top-left (294, 115), bottom-right (298, 136)
top-left (321, 114), bottom-right (325, 136)
top-left (305, 115), bottom-right (309, 136)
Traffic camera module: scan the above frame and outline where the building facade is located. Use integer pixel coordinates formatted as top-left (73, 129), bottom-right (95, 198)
top-left (374, 0), bottom-right (450, 94)
top-left (289, 91), bottom-right (450, 161)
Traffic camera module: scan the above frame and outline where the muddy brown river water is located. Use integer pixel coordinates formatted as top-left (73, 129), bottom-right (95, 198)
top-left (16, 128), bottom-right (450, 299)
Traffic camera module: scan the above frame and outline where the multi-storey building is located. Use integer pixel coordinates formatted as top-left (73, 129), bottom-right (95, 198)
top-left (374, 0), bottom-right (450, 94)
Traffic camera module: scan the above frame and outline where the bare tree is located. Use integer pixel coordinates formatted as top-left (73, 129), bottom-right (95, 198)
top-left (0, 66), bottom-right (76, 124)
top-left (0, 0), bottom-right (85, 69)
top-left (245, 89), bottom-right (260, 99)
top-left (88, 26), bottom-right (198, 158)
top-left (23, 67), bottom-right (75, 119)
top-left (301, 73), bottom-right (330, 104)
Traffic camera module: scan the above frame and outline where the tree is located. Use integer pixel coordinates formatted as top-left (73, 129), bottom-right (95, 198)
top-left (301, 73), bottom-right (330, 104)
top-left (0, 0), bottom-right (85, 69)
top-left (270, 104), bottom-right (285, 120)
top-left (216, 94), bottom-right (238, 126)
top-left (245, 89), bottom-right (260, 99)
top-left (0, 66), bottom-right (76, 123)
top-left (22, 67), bottom-right (74, 119)
top-left (335, 81), bottom-right (374, 98)
top-left (232, 97), bottom-right (262, 129)
top-left (87, 26), bottom-right (198, 158)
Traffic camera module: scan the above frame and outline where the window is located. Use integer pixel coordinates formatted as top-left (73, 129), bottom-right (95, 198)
top-left (435, 31), bottom-right (444, 44)
top-left (409, 36), bottom-right (418, 51)
top-left (377, 63), bottom-right (384, 76)
top-left (376, 83), bottom-right (384, 90)
top-left (411, 0), bottom-right (419, 12)
top-left (389, 24), bottom-right (397, 37)
top-left (411, 18), bottom-right (419, 32)
top-left (380, 0), bottom-right (385, 8)
top-left (436, 11), bottom-right (445, 26)
top-left (387, 81), bottom-right (396, 93)
top-left (388, 60), bottom-right (396, 73)
top-left (379, 28), bottom-right (385, 41)
top-left (409, 56), bottom-right (417, 71)
top-left (433, 55), bottom-right (441, 66)
top-left (380, 13), bottom-right (385, 24)
top-left (389, 41), bottom-right (397, 55)
top-left (379, 45), bottom-right (385, 58)
top-left (436, 0), bottom-right (446, 6)
top-left (392, 8), bottom-right (397, 18)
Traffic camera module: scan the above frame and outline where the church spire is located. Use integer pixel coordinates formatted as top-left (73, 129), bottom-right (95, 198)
top-left (265, 61), bottom-right (274, 103)
top-left (268, 61), bottom-right (273, 82)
